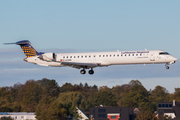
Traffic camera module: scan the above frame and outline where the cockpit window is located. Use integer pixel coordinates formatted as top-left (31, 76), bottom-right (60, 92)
top-left (159, 52), bottom-right (170, 55)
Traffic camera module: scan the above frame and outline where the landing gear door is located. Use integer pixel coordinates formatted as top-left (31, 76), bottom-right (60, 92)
top-left (150, 53), bottom-right (155, 61)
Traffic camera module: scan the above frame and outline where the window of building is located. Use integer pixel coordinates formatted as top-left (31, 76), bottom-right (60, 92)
top-left (125, 54), bottom-right (126, 56)
top-left (136, 54), bottom-right (138, 56)
top-left (78, 56), bottom-right (79, 58)
top-left (166, 104), bottom-right (168, 107)
top-left (132, 54), bottom-right (134, 56)
top-left (111, 116), bottom-right (117, 119)
top-left (85, 56), bottom-right (87, 58)
top-left (103, 55), bottom-right (105, 57)
top-left (70, 56), bottom-right (72, 58)
top-left (129, 54), bottom-right (130, 56)
top-left (169, 104), bottom-right (172, 108)
top-left (98, 109), bottom-right (106, 113)
top-left (162, 104), bottom-right (165, 108)
top-left (94, 55), bottom-right (96, 57)
top-left (110, 55), bottom-right (111, 57)
top-left (89, 56), bottom-right (91, 58)
top-left (99, 55), bottom-right (101, 57)
top-left (15, 116), bottom-right (17, 119)
top-left (117, 54), bottom-right (119, 57)
top-left (121, 54), bottom-right (123, 56)
top-left (63, 56), bottom-right (65, 58)
top-left (106, 55), bottom-right (108, 57)
top-left (158, 104), bottom-right (161, 108)
top-left (98, 114), bottom-right (106, 118)
top-left (114, 54), bottom-right (115, 57)
top-left (74, 56), bottom-right (76, 58)
top-left (66, 56), bottom-right (68, 58)
top-left (81, 56), bottom-right (83, 58)
top-left (21, 116), bottom-right (24, 119)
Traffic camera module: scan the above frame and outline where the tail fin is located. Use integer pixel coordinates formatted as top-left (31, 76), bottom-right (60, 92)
top-left (4, 40), bottom-right (43, 58)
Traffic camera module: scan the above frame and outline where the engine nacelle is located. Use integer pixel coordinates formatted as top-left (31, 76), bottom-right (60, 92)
top-left (41, 53), bottom-right (56, 61)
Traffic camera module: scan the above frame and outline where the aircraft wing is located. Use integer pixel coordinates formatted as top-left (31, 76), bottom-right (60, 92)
top-left (60, 62), bottom-right (101, 69)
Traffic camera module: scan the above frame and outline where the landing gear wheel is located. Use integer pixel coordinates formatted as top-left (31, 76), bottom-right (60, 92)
top-left (80, 69), bottom-right (86, 74)
top-left (166, 66), bottom-right (169, 69)
top-left (88, 70), bottom-right (94, 75)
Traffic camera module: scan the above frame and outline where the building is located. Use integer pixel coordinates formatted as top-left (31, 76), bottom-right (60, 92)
top-left (89, 106), bottom-right (139, 120)
top-left (76, 107), bottom-right (89, 120)
top-left (0, 112), bottom-right (36, 120)
top-left (158, 100), bottom-right (180, 119)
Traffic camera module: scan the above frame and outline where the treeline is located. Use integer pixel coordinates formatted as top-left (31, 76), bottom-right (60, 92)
top-left (0, 78), bottom-right (180, 120)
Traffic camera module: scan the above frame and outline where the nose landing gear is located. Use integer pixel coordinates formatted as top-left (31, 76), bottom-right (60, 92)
top-left (165, 63), bottom-right (169, 69)
top-left (166, 66), bottom-right (169, 69)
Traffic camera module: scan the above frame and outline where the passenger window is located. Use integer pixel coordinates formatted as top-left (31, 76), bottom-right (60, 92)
top-left (78, 56), bottom-right (79, 58)
top-left (136, 54), bottom-right (138, 56)
top-left (114, 55), bottom-right (115, 57)
top-left (106, 55), bottom-right (108, 57)
top-left (129, 54), bottom-right (130, 56)
top-left (94, 55), bottom-right (96, 57)
top-left (63, 56), bottom-right (65, 58)
top-left (121, 54), bottom-right (123, 56)
top-left (103, 55), bottom-right (105, 57)
top-left (117, 54), bottom-right (119, 57)
top-left (81, 56), bottom-right (83, 58)
top-left (67, 56), bottom-right (68, 58)
top-left (110, 55), bottom-right (111, 57)
top-left (70, 56), bottom-right (72, 58)
top-left (85, 56), bottom-right (87, 58)
top-left (132, 54), bottom-right (134, 56)
top-left (74, 56), bottom-right (76, 58)
top-left (99, 55), bottom-right (101, 57)
top-left (125, 54), bottom-right (126, 56)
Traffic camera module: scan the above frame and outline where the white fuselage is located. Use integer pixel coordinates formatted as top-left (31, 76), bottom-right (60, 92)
top-left (25, 50), bottom-right (177, 68)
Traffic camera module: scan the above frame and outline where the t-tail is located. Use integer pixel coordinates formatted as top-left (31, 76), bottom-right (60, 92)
top-left (4, 40), bottom-right (44, 57)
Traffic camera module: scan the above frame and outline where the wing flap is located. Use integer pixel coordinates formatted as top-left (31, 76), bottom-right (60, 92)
top-left (61, 62), bottom-right (100, 69)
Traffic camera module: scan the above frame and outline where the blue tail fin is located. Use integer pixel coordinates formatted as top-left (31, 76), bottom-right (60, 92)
top-left (4, 40), bottom-right (44, 58)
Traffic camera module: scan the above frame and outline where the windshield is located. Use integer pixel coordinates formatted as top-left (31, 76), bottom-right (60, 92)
top-left (159, 52), bottom-right (170, 55)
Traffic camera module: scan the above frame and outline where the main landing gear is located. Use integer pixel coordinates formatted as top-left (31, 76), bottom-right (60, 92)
top-left (80, 68), bottom-right (94, 75)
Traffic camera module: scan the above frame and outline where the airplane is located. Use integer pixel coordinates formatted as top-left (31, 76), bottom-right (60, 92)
top-left (4, 40), bottom-right (178, 75)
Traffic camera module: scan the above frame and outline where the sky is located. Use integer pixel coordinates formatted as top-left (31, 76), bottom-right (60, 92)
top-left (0, 1), bottom-right (180, 93)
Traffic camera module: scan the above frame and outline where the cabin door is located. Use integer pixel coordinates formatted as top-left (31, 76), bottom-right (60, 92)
top-left (150, 53), bottom-right (155, 61)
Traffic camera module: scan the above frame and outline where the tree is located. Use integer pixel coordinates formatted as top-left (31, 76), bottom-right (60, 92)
top-left (135, 110), bottom-right (158, 120)
top-left (94, 90), bottom-right (117, 106)
top-left (173, 88), bottom-right (180, 101)
top-left (17, 80), bottom-right (42, 112)
top-left (60, 83), bottom-right (74, 92)
top-left (38, 78), bottom-right (60, 97)
top-left (149, 85), bottom-right (170, 110)
top-left (129, 80), bottom-right (148, 97)
top-left (112, 84), bottom-right (131, 107)
top-left (36, 95), bottom-right (66, 120)
top-left (123, 91), bottom-right (149, 110)
top-left (57, 92), bottom-right (88, 119)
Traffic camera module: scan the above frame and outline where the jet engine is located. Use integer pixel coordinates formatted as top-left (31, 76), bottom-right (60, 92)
top-left (40, 53), bottom-right (56, 61)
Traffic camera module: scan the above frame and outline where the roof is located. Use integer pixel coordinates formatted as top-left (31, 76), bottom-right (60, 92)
top-left (0, 112), bottom-right (35, 115)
